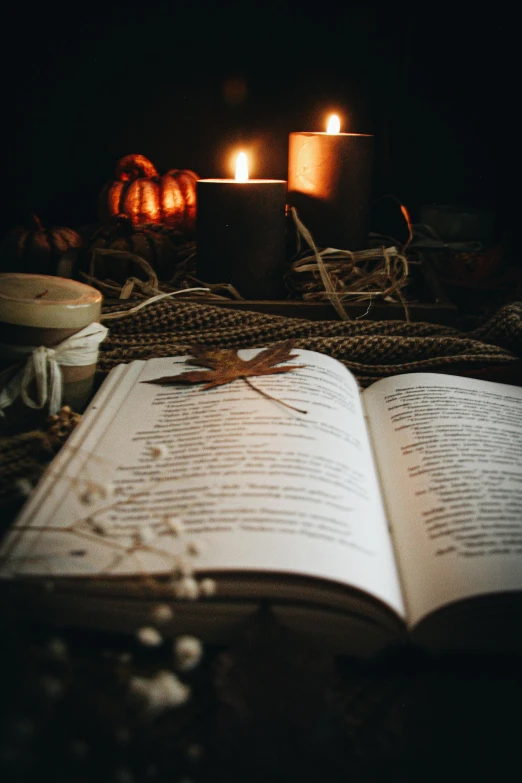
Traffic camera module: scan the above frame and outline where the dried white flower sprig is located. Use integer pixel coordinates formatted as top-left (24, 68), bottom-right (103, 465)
top-left (8, 487), bottom-right (215, 591)
top-left (5, 435), bottom-right (219, 702)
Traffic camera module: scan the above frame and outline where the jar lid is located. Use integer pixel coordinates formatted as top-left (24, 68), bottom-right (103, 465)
top-left (0, 273), bottom-right (102, 328)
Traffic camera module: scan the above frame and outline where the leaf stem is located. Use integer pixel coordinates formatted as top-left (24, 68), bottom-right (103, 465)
top-left (242, 377), bottom-right (307, 414)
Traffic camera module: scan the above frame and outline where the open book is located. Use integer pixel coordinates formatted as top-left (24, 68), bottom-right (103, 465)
top-left (1, 347), bottom-right (522, 656)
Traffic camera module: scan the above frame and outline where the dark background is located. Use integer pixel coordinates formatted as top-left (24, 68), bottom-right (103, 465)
top-left (2, 0), bottom-right (516, 239)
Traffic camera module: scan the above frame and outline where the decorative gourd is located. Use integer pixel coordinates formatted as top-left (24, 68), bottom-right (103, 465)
top-left (0, 214), bottom-right (84, 275)
top-left (81, 214), bottom-right (185, 282)
top-left (98, 154), bottom-right (199, 235)
top-left (447, 246), bottom-right (503, 284)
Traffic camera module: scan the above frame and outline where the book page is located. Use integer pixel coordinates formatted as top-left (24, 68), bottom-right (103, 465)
top-left (363, 373), bottom-right (522, 627)
top-left (0, 349), bottom-right (405, 617)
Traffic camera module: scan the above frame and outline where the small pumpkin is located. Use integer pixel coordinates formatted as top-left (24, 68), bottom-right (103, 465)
top-left (80, 214), bottom-right (186, 282)
top-left (447, 246), bottom-right (503, 284)
top-left (0, 214), bottom-right (84, 275)
top-left (98, 154), bottom-right (199, 235)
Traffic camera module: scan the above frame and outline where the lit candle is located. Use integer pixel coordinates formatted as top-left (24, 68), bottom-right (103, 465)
top-left (195, 152), bottom-right (288, 299)
top-left (287, 114), bottom-right (374, 250)
top-left (0, 273), bottom-right (106, 425)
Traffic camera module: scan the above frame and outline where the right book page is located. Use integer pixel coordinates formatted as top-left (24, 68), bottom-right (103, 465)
top-left (362, 372), bottom-right (522, 629)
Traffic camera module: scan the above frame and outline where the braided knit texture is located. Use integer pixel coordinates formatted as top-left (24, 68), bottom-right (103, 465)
top-left (98, 299), bottom-right (522, 387)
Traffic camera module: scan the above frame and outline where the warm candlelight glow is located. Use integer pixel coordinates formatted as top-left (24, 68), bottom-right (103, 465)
top-left (326, 114), bottom-right (341, 134)
top-left (235, 152), bottom-right (249, 182)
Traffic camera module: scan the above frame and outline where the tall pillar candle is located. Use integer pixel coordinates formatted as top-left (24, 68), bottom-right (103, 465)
top-left (196, 153), bottom-right (288, 300)
top-left (288, 116), bottom-right (374, 250)
top-left (0, 273), bottom-right (106, 429)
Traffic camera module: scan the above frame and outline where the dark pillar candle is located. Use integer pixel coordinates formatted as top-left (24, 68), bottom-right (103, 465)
top-left (196, 179), bottom-right (288, 300)
top-left (287, 132), bottom-right (374, 250)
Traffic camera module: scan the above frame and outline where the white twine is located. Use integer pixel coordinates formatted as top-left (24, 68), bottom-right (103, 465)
top-left (0, 322), bottom-right (108, 416)
top-left (100, 288), bottom-right (211, 321)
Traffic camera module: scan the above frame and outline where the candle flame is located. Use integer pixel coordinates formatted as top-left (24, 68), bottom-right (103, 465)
top-left (235, 152), bottom-right (249, 181)
top-left (326, 114), bottom-right (341, 134)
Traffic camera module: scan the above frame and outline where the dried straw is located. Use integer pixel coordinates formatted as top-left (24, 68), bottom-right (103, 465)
top-left (285, 208), bottom-right (411, 321)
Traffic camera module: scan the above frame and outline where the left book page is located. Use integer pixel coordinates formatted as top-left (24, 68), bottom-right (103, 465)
top-left (0, 349), bottom-right (405, 618)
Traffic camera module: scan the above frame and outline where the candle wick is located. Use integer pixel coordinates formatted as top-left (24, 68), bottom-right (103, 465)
top-left (34, 289), bottom-right (49, 299)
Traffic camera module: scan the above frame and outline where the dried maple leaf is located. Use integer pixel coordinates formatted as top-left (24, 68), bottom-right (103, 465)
top-left (143, 341), bottom-right (307, 413)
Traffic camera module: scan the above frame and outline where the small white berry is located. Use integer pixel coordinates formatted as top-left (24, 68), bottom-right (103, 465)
top-left (136, 626), bottom-right (163, 647)
top-left (173, 576), bottom-right (199, 600)
top-left (151, 604), bottom-right (174, 624)
top-left (199, 578), bottom-right (217, 597)
top-left (130, 670), bottom-right (190, 715)
top-left (173, 635), bottom-right (203, 672)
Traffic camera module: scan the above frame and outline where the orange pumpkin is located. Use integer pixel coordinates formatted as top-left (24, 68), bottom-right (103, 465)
top-left (0, 214), bottom-right (84, 275)
top-left (98, 154), bottom-right (199, 235)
